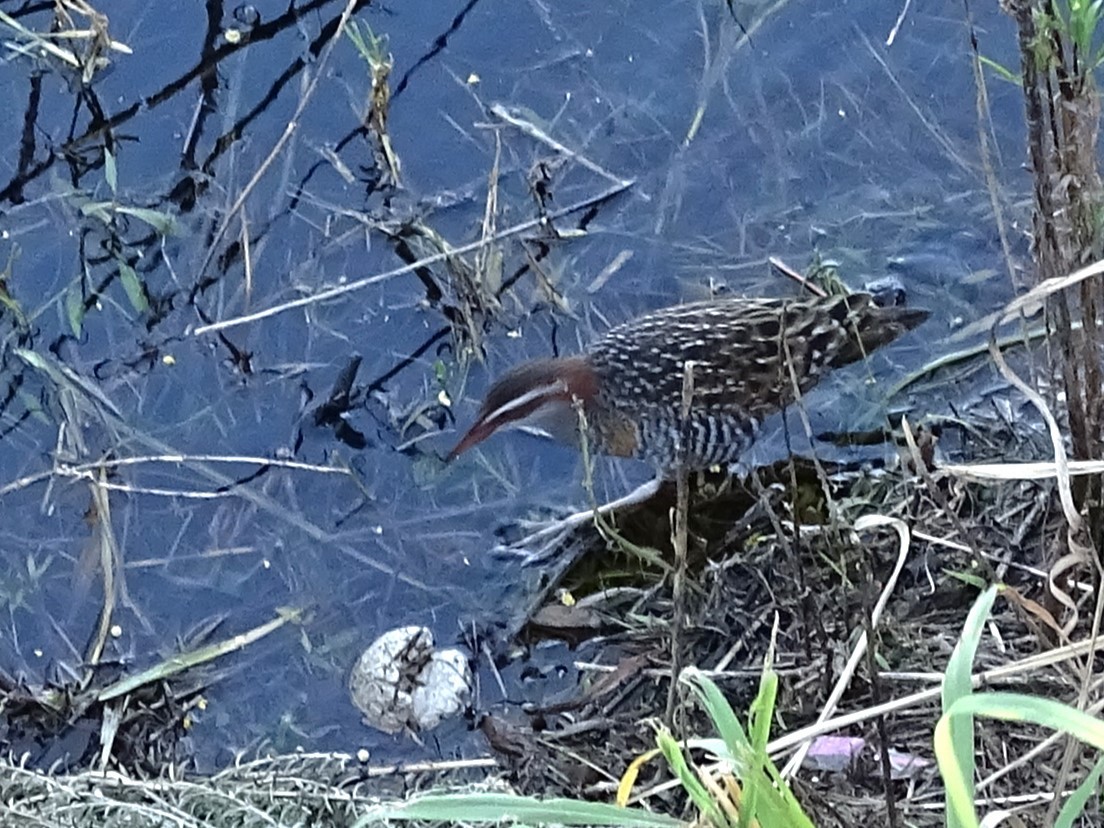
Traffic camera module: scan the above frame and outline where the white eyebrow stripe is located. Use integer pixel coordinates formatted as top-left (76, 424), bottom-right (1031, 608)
top-left (483, 380), bottom-right (567, 426)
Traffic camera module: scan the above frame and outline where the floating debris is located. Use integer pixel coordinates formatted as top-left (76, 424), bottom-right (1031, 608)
top-left (349, 626), bottom-right (472, 735)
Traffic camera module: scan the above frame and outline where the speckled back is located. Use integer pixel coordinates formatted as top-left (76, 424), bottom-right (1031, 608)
top-left (586, 293), bottom-right (928, 472)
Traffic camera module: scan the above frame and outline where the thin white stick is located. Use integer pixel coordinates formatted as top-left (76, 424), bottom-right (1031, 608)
top-left (781, 514), bottom-right (912, 780)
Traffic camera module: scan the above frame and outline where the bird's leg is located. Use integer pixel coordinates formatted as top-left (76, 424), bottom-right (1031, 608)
top-left (497, 476), bottom-right (663, 565)
top-left (500, 400), bottom-right (669, 565)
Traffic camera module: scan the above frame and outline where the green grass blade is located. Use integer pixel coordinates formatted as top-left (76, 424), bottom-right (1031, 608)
top-left (114, 205), bottom-right (176, 235)
top-left (104, 146), bottom-right (117, 194)
top-left (938, 690), bottom-right (1104, 828)
top-left (656, 728), bottom-right (726, 826)
top-left (682, 669), bottom-right (752, 760)
top-left (65, 281), bottom-right (85, 337)
top-left (940, 584), bottom-right (999, 828)
top-left (744, 668), bottom-right (778, 828)
top-left (933, 713), bottom-right (978, 828)
top-left (681, 668), bottom-right (813, 828)
top-left (978, 54), bottom-right (1022, 84)
top-left (680, 667), bottom-right (756, 825)
top-left (358, 792), bottom-right (684, 826)
top-left (748, 669), bottom-right (777, 754)
top-left (1055, 753), bottom-right (1104, 828)
top-left (117, 259), bottom-right (149, 314)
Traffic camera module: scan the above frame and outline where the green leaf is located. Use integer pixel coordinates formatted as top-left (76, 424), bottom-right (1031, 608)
top-left (114, 205), bottom-right (176, 235)
top-left (941, 584), bottom-right (999, 828)
top-left (356, 793), bottom-right (684, 826)
top-left (117, 259), bottom-right (149, 314)
top-left (683, 669), bottom-right (752, 767)
top-left (681, 669), bottom-right (814, 828)
top-left (104, 146), bottom-right (117, 194)
top-left (65, 281), bottom-right (85, 337)
top-left (1056, 753), bottom-right (1104, 828)
top-left (78, 201), bottom-right (176, 235)
top-left (938, 691), bottom-right (1104, 828)
top-left (656, 728), bottom-right (725, 826)
top-left (80, 200), bottom-right (114, 225)
top-left (977, 55), bottom-right (1021, 85)
top-left (942, 568), bottom-right (987, 590)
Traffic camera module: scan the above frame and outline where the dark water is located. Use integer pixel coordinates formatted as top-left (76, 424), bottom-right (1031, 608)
top-left (0, 0), bottom-right (1025, 767)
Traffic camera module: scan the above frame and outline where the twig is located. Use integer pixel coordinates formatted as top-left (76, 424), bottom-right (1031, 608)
top-left (901, 417), bottom-right (988, 577)
top-left (987, 332), bottom-right (1080, 533)
top-left (97, 609), bottom-right (302, 701)
top-left (857, 24), bottom-right (971, 173)
top-left (664, 361), bottom-right (696, 726)
top-left (0, 453), bottom-right (350, 499)
top-left (193, 179), bottom-right (634, 336)
top-left (885, 0), bottom-right (913, 46)
top-left (861, 568), bottom-right (899, 827)
top-left (780, 515), bottom-right (912, 780)
top-left (940, 458), bottom-right (1104, 482)
top-left (193, 0), bottom-right (361, 285)
top-left (768, 256), bottom-right (828, 297)
top-left (964, 0), bottom-right (1019, 292)
top-left (489, 104), bottom-right (633, 188)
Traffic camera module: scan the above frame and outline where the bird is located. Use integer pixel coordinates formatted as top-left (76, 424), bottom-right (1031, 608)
top-left (450, 291), bottom-right (929, 554)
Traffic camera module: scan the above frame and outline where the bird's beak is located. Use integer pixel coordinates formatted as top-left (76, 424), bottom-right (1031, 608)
top-left (446, 419), bottom-right (493, 462)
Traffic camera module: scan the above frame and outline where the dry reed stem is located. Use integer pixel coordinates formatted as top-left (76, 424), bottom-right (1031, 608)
top-left (194, 0), bottom-right (361, 284)
top-left (0, 454), bottom-right (350, 499)
top-left (939, 458), bottom-right (1104, 482)
top-left (86, 465), bottom-right (119, 669)
top-left (664, 361), bottom-right (696, 726)
top-left (488, 104), bottom-right (632, 188)
top-left (194, 178), bottom-right (634, 336)
top-left (965, 5), bottom-right (1020, 292)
